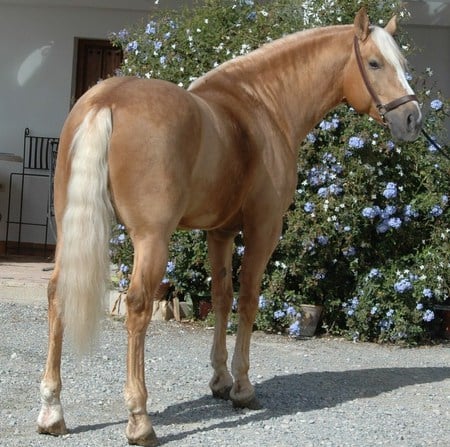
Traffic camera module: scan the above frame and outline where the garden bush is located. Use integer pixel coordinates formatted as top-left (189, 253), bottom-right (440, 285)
top-left (109, 0), bottom-right (449, 343)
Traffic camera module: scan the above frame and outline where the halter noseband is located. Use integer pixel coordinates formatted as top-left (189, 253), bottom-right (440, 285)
top-left (353, 35), bottom-right (417, 123)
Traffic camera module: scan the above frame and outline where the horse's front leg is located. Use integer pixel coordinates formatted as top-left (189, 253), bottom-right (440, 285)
top-left (207, 229), bottom-right (236, 400)
top-left (230, 221), bottom-right (282, 409)
top-left (124, 237), bottom-right (167, 447)
top-left (37, 270), bottom-right (68, 435)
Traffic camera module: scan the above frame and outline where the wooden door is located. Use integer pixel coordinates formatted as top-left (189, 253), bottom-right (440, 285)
top-left (74, 38), bottom-right (122, 103)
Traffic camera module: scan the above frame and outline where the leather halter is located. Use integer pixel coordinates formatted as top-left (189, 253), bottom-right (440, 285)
top-left (353, 35), bottom-right (417, 123)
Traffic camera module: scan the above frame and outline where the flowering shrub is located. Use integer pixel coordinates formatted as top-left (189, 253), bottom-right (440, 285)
top-left (109, 0), bottom-right (449, 342)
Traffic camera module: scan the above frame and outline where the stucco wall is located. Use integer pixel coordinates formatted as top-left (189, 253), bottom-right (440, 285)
top-left (0, 1), bottom-right (154, 244)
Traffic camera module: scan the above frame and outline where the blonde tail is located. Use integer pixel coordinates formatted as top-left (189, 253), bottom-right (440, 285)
top-left (58, 107), bottom-right (114, 353)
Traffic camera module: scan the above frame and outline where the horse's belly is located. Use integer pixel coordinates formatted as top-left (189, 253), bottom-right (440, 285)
top-left (178, 180), bottom-right (244, 231)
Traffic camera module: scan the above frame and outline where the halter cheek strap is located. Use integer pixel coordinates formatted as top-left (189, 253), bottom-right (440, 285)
top-left (353, 35), bottom-right (417, 123)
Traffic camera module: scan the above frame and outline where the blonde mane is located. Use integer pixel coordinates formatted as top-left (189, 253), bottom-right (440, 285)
top-left (189, 25), bottom-right (351, 90)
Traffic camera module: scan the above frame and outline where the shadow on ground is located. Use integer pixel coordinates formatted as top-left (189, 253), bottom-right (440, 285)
top-left (70, 366), bottom-right (450, 444)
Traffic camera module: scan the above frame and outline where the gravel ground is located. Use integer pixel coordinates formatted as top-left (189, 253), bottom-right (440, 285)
top-left (1, 300), bottom-right (449, 447)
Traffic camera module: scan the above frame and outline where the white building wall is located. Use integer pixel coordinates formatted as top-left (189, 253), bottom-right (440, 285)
top-left (405, 1), bottom-right (450, 133)
top-left (0, 1), bottom-right (158, 244)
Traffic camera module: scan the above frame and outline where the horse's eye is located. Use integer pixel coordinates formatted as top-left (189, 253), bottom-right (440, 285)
top-left (369, 60), bottom-right (381, 70)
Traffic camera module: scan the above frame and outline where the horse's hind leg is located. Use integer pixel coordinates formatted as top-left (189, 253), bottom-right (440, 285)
top-left (37, 268), bottom-right (68, 435)
top-left (207, 229), bottom-right (236, 400)
top-left (124, 235), bottom-right (168, 447)
top-left (230, 221), bottom-right (282, 409)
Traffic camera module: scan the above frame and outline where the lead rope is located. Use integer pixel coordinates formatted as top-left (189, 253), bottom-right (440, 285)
top-left (421, 128), bottom-right (450, 161)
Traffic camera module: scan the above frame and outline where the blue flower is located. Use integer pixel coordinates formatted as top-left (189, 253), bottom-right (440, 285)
top-left (362, 207), bottom-right (378, 219)
top-left (416, 303), bottom-right (424, 310)
top-left (331, 164), bottom-right (343, 175)
top-left (329, 184), bottom-right (343, 196)
top-left (307, 167), bottom-right (328, 186)
top-left (317, 235), bottom-right (329, 246)
top-left (306, 133), bottom-right (316, 143)
top-left (386, 140), bottom-right (395, 151)
top-left (314, 270), bottom-right (326, 280)
top-left (423, 288), bottom-right (433, 299)
top-left (348, 136), bottom-right (364, 149)
top-left (404, 204), bottom-right (419, 220)
top-left (322, 152), bottom-right (336, 164)
top-left (423, 309), bottom-right (435, 322)
top-left (368, 268), bottom-right (382, 279)
top-left (394, 278), bottom-right (412, 293)
top-left (117, 29), bottom-right (129, 40)
top-left (382, 205), bottom-right (397, 218)
top-left (430, 99), bottom-right (443, 111)
top-left (117, 233), bottom-right (126, 243)
top-left (441, 195), bottom-right (448, 205)
top-left (119, 278), bottom-right (129, 289)
top-left (126, 40), bottom-right (138, 52)
top-left (145, 22), bottom-right (156, 34)
top-left (370, 306), bottom-right (378, 315)
top-left (274, 310), bottom-right (286, 320)
top-left (429, 205), bottom-right (443, 217)
top-left (317, 187), bottom-right (329, 198)
top-left (120, 263), bottom-right (129, 273)
top-left (304, 202), bottom-right (315, 213)
top-left (159, 55), bottom-right (167, 65)
top-left (321, 118), bottom-right (339, 131)
top-left (154, 41), bottom-right (163, 51)
top-left (376, 221), bottom-right (389, 234)
top-left (427, 136), bottom-right (438, 153)
top-left (387, 217), bottom-right (402, 229)
top-left (289, 320), bottom-right (301, 337)
top-left (166, 261), bottom-right (175, 274)
top-left (247, 11), bottom-right (257, 21)
top-left (286, 306), bottom-right (297, 316)
top-left (258, 295), bottom-right (267, 309)
top-left (383, 182), bottom-right (398, 199)
top-left (343, 246), bottom-right (356, 257)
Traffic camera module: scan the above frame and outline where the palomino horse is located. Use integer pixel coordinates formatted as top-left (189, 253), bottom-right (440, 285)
top-left (37, 9), bottom-right (421, 446)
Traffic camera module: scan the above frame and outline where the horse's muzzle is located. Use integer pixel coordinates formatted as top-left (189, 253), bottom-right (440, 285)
top-left (385, 102), bottom-right (422, 142)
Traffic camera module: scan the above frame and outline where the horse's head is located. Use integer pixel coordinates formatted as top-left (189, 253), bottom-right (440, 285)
top-left (343, 8), bottom-right (422, 141)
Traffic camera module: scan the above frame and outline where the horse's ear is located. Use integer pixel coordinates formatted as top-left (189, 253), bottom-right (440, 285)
top-left (384, 15), bottom-right (397, 35)
top-left (354, 7), bottom-right (370, 41)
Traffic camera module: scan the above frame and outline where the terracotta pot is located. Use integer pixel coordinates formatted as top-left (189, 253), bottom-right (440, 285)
top-left (299, 304), bottom-right (323, 337)
top-left (191, 296), bottom-right (212, 320)
top-left (435, 305), bottom-right (450, 339)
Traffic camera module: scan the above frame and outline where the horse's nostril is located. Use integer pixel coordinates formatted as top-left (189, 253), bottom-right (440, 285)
top-left (407, 112), bottom-right (421, 133)
top-left (407, 113), bottom-right (414, 131)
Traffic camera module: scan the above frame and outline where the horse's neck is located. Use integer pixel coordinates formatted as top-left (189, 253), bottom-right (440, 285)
top-left (190, 26), bottom-right (353, 149)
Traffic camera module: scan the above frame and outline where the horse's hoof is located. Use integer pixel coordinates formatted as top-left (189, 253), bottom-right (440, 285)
top-left (232, 395), bottom-right (263, 410)
top-left (212, 385), bottom-right (232, 401)
top-left (127, 427), bottom-right (159, 447)
top-left (37, 418), bottom-right (68, 436)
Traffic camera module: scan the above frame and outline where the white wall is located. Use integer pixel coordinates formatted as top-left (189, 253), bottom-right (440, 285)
top-left (0, 1), bottom-right (157, 244)
top-left (405, 1), bottom-right (450, 133)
